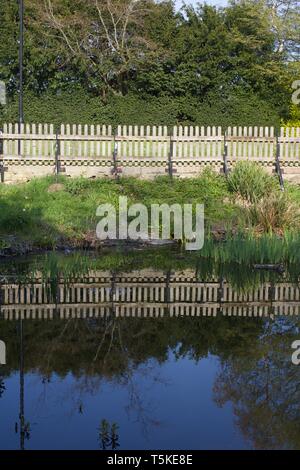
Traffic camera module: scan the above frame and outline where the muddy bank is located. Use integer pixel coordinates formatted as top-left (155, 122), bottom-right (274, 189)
top-left (0, 234), bottom-right (181, 258)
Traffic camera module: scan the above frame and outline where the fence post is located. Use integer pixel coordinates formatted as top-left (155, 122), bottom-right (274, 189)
top-left (0, 127), bottom-right (7, 183)
top-left (110, 271), bottom-right (116, 317)
top-left (217, 277), bottom-right (224, 315)
top-left (168, 129), bottom-right (174, 178)
top-left (223, 129), bottom-right (229, 176)
top-left (18, 122), bottom-right (22, 156)
top-left (275, 129), bottom-right (284, 191)
top-left (55, 127), bottom-right (61, 177)
top-left (217, 277), bottom-right (224, 303)
top-left (269, 281), bottom-right (276, 316)
top-left (111, 129), bottom-right (120, 179)
top-left (165, 270), bottom-right (171, 316)
top-left (0, 127), bottom-right (4, 182)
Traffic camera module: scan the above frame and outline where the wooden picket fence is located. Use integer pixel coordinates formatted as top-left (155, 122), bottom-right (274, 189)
top-left (1, 123), bottom-right (300, 182)
top-left (1, 269), bottom-right (300, 320)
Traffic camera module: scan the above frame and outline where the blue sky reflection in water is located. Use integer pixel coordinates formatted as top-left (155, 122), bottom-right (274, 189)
top-left (0, 351), bottom-right (246, 450)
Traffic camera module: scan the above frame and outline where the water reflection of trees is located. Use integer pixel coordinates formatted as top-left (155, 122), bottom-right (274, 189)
top-left (2, 316), bottom-right (263, 377)
top-left (0, 316), bottom-right (264, 440)
top-left (0, 377), bottom-right (5, 397)
top-left (98, 420), bottom-right (119, 450)
top-left (213, 317), bottom-right (300, 449)
top-left (1, 315), bottom-right (300, 449)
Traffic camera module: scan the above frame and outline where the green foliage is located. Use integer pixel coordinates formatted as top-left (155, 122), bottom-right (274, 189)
top-left (284, 104), bottom-right (300, 127)
top-left (228, 162), bottom-right (277, 202)
top-left (0, 89), bottom-right (282, 127)
top-left (0, 0), bottom-right (297, 126)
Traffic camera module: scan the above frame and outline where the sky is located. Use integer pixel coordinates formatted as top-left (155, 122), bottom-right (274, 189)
top-left (175, 0), bottom-right (228, 9)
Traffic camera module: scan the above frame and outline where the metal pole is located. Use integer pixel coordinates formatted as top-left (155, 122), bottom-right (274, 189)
top-left (18, 0), bottom-right (24, 156)
top-left (0, 126), bottom-right (4, 182)
top-left (19, 0), bottom-right (24, 126)
top-left (19, 318), bottom-right (25, 450)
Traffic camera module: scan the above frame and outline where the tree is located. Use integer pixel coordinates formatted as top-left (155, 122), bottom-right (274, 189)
top-left (37, 0), bottom-right (167, 97)
top-left (264, 0), bottom-right (300, 58)
top-left (0, 0), bottom-right (297, 124)
top-left (0, 0), bottom-right (19, 93)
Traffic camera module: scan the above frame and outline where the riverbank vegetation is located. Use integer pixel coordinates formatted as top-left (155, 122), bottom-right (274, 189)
top-left (2, 237), bottom-right (300, 292)
top-left (1, 163), bottom-right (300, 256)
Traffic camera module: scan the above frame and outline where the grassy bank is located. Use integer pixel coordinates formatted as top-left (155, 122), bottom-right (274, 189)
top-left (1, 164), bottom-right (300, 256)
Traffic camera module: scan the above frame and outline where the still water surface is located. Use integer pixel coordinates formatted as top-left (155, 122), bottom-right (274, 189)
top-left (0, 250), bottom-right (299, 450)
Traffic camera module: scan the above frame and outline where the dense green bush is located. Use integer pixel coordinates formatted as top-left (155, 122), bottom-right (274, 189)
top-left (228, 162), bottom-right (277, 203)
top-left (0, 88), bottom-right (282, 128)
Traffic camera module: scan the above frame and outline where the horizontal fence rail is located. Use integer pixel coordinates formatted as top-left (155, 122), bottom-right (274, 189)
top-left (1, 269), bottom-right (300, 320)
top-left (1, 124), bottom-right (300, 182)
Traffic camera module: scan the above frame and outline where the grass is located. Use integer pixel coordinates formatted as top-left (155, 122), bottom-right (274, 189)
top-left (0, 170), bottom-right (237, 251)
top-left (1, 164), bottom-right (300, 254)
top-left (249, 193), bottom-right (300, 234)
top-left (227, 161), bottom-right (277, 203)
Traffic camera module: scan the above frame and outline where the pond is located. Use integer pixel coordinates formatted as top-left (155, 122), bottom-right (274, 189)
top-left (0, 248), bottom-right (300, 450)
